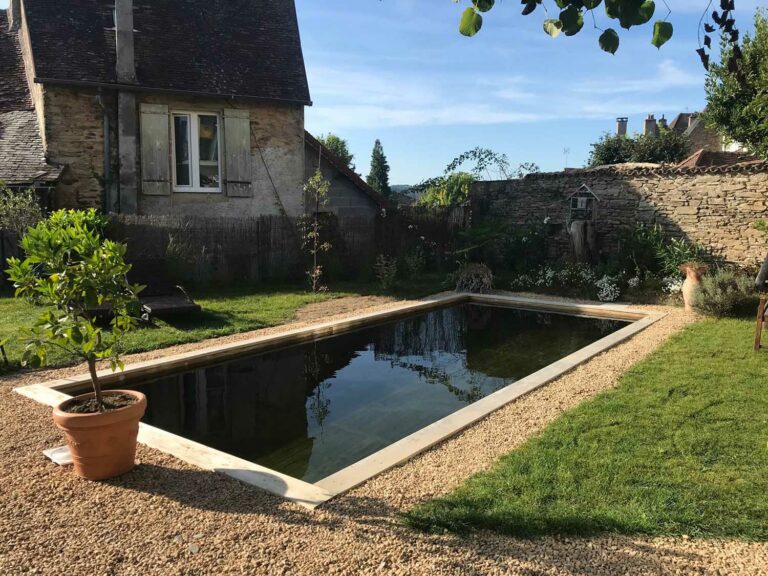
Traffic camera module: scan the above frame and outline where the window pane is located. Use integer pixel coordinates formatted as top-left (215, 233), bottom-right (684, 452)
top-left (198, 115), bottom-right (220, 189)
top-left (174, 115), bottom-right (191, 187)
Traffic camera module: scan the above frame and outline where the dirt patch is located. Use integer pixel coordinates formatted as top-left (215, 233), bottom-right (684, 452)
top-left (294, 295), bottom-right (397, 323)
top-left (64, 393), bottom-right (137, 414)
top-left (1, 294), bottom-right (766, 575)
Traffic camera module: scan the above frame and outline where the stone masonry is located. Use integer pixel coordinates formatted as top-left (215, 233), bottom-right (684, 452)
top-left (471, 164), bottom-right (768, 266)
top-left (39, 87), bottom-right (309, 217)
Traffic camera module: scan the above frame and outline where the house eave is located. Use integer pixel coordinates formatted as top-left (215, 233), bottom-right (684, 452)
top-left (33, 77), bottom-right (313, 107)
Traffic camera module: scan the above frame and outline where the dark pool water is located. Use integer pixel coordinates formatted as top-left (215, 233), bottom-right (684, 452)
top-left (114, 304), bottom-right (626, 482)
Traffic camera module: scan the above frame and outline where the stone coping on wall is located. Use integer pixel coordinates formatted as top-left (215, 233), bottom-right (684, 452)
top-left (478, 160), bottom-right (768, 181)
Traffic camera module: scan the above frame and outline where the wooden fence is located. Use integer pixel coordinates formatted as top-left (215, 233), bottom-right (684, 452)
top-left (1, 205), bottom-right (470, 290)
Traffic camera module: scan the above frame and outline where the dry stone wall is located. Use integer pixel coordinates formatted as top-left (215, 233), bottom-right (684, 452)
top-left (471, 164), bottom-right (768, 265)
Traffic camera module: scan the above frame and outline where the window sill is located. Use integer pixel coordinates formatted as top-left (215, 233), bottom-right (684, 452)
top-left (173, 189), bottom-right (223, 194)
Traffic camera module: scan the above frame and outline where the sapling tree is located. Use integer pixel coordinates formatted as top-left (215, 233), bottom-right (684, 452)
top-left (6, 210), bottom-right (142, 412)
top-left (301, 170), bottom-right (332, 292)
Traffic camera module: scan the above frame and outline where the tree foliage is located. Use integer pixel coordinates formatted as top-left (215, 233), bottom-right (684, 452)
top-left (300, 170), bottom-right (332, 293)
top-left (0, 185), bottom-right (44, 238)
top-left (445, 147), bottom-right (539, 180)
top-left (418, 172), bottom-right (475, 207)
top-left (703, 9), bottom-right (768, 159)
top-left (367, 139), bottom-right (392, 197)
top-left (413, 147), bottom-right (538, 206)
top-left (452, 0), bottom-right (741, 68)
top-left (588, 130), bottom-right (690, 167)
top-left (5, 209), bottom-right (142, 411)
top-left (317, 133), bottom-right (355, 170)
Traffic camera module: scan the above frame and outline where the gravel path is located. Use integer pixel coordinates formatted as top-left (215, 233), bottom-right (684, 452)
top-left (1, 294), bottom-right (766, 575)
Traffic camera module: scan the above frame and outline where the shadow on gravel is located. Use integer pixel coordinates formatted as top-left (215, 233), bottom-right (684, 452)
top-left (101, 461), bottom-right (707, 574)
top-left (104, 463), bottom-right (343, 530)
top-left (323, 494), bottom-right (706, 575)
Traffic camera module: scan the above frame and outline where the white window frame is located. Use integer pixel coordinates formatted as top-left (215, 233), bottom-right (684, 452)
top-left (171, 111), bottom-right (223, 193)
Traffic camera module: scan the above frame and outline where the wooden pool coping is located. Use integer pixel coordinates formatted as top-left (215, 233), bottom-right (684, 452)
top-left (15, 293), bottom-right (664, 510)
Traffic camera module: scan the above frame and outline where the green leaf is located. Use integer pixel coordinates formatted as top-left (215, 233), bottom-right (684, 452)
top-left (473, 0), bottom-right (495, 13)
top-left (521, 1), bottom-right (538, 16)
top-left (543, 19), bottom-right (563, 38)
top-left (599, 28), bottom-right (620, 53)
top-left (559, 6), bottom-right (584, 36)
top-left (618, 0), bottom-right (655, 28)
top-left (634, 1), bottom-right (655, 26)
top-left (459, 7), bottom-right (483, 37)
top-left (651, 20), bottom-right (673, 48)
top-left (583, 0), bottom-right (602, 9)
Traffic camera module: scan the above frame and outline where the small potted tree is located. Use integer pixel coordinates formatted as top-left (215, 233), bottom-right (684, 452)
top-left (6, 209), bottom-right (146, 480)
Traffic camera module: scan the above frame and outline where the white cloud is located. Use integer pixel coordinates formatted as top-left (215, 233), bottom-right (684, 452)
top-left (304, 58), bottom-right (697, 131)
top-left (310, 104), bottom-right (543, 130)
top-left (573, 59), bottom-right (703, 95)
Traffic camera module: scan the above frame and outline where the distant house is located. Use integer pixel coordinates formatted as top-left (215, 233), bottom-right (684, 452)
top-left (0, 0), bottom-right (381, 220)
top-left (613, 112), bottom-right (753, 167)
top-left (667, 111), bottom-right (750, 156)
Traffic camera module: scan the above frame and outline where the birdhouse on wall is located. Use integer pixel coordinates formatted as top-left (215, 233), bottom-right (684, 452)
top-left (568, 184), bottom-right (599, 222)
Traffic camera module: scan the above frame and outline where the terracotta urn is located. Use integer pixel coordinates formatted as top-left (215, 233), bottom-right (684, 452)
top-left (680, 262), bottom-right (708, 313)
top-left (52, 390), bottom-right (146, 481)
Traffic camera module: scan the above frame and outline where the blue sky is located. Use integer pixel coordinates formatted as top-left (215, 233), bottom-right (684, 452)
top-left (294, 0), bottom-right (759, 183)
top-left (2, 0), bottom-right (759, 183)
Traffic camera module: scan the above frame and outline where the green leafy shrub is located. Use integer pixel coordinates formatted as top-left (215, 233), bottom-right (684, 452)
top-left (657, 237), bottom-right (702, 277)
top-left (614, 224), bottom-right (701, 278)
top-left (5, 209), bottom-right (142, 411)
top-left (454, 263), bottom-right (493, 294)
top-left (0, 185), bottom-right (44, 238)
top-left (693, 268), bottom-right (756, 317)
top-left (588, 129), bottom-right (691, 167)
top-left (402, 246), bottom-right (426, 278)
top-left (374, 254), bottom-right (398, 290)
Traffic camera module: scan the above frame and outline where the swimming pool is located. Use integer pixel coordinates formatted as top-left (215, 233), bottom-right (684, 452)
top-left (110, 304), bottom-right (626, 482)
top-left (19, 293), bottom-right (661, 508)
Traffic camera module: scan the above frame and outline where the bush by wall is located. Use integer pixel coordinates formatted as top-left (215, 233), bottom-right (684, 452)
top-left (693, 268), bottom-right (757, 317)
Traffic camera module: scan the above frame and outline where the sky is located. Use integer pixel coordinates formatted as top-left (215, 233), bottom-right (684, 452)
top-left (1, 0), bottom-right (760, 184)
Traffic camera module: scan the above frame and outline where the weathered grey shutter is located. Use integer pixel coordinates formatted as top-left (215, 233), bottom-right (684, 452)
top-left (224, 109), bottom-right (252, 197)
top-left (140, 103), bottom-right (171, 196)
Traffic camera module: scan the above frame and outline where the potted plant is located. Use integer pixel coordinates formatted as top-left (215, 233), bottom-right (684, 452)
top-left (680, 261), bottom-right (709, 313)
top-left (6, 209), bottom-right (146, 480)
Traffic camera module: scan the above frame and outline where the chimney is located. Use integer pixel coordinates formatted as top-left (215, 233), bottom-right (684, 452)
top-left (688, 113), bottom-right (698, 129)
top-left (658, 115), bottom-right (668, 131)
top-left (8, 0), bottom-right (21, 31)
top-left (616, 117), bottom-right (628, 137)
top-left (115, 0), bottom-right (136, 83)
top-left (643, 114), bottom-right (658, 137)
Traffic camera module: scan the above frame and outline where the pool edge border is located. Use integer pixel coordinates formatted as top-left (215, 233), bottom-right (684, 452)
top-left (15, 293), bottom-right (663, 510)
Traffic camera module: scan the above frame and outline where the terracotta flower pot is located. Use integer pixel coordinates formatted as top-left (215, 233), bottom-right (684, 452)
top-left (680, 262), bottom-right (708, 313)
top-left (52, 390), bottom-right (147, 481)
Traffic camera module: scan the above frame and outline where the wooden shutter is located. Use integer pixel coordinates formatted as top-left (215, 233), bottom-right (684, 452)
top-left (140, 104), bottom-right (171, 196)
top-left (224, 109), bottom-right (253, 197)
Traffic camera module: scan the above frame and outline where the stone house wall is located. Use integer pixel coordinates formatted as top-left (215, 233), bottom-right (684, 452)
top-left (471, 164), bottom-right (768, 266)
top-left (39, 87), bottom-right (308, 216)
top-left (38, 89), bottom-right (379, 221)
top-left (137, 93), bottom-right (305, 218)
top-left (687, 121), bottom-right (724, 153)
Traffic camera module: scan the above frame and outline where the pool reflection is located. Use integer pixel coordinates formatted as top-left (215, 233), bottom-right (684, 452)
top-left (124, 305), bottom-right (625, 482)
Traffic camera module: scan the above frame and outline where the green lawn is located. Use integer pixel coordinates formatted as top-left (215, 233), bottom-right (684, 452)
top-left (405, 318), bottom-right (768, 540)
top-left (0, 276), bottom-right (445, 373)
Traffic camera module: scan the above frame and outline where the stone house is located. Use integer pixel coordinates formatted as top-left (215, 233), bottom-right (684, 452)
top-left (0, 0), bottom-right (383, 220)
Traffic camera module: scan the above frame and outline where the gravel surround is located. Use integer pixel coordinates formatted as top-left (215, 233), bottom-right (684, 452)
top-left (1, 293), bottom-right (766, 575)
